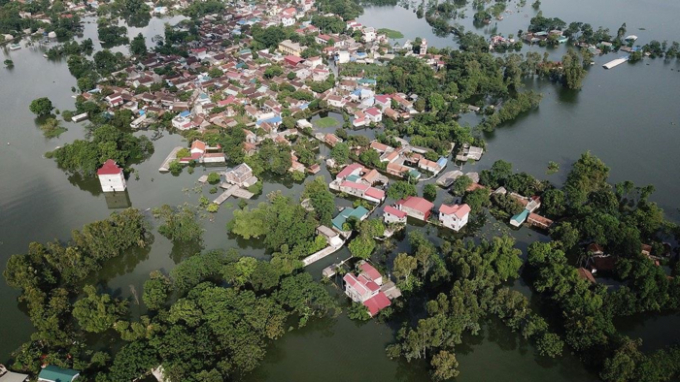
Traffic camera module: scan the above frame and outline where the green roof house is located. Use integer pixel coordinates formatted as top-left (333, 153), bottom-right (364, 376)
top-left (38, 366), bottom-right (80, 382)
top-left (331, 206), bottom-right (370, 231)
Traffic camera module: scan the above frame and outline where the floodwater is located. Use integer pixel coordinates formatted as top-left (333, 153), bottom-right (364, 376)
top-left (1, 1), bottom-right (680, 380)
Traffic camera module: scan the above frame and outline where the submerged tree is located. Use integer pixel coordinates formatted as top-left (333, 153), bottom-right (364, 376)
top-left (152, 204), bottom-right (204, 242)
top-left (29, 97), bottom-right (54, 116)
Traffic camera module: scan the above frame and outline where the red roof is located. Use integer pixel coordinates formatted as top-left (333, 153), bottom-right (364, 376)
top-left (365, 107), bottom-right (381, 117)
top-left (359, 275), bottom-right (380, 292)
top-left (343, 273), bottom-right (369, 295)
top-left (97, 159), bottom-right (122, 175)
top-left (359, 262), bottom-right (381, 282)
top-left (191, 140), bottom-right (206, 152)
top-left (439, 204), bottom-right (470, 219)
top-left (375, 95), bottom-right (391, 104)
top-left (341, 180), bottom-right (370, 191)
top-left (397, 196), bottom-right (434, 214)
top-left (337, 163), bottom-right (364, 179)
top-left (365, 187), bottom-right (385, 200)
top-left (284, 55), bottom-right (305, 65)
top-left (363, 292), bottom-right (391, 317)
top-left (384, 205), bottom-right (407, 218)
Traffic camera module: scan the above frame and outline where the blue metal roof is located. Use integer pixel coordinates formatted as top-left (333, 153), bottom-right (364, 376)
top-left (179, 110), bottom-right (191, 117)
top-left (436, 157), bottom-right (448, 168)
top-left (256, 115), bottom-right (283, 125)
top-left (511, 209), bottom-right (529, 223)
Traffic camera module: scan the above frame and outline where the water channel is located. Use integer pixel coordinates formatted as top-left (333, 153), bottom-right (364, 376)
top-left (1, 1), bottom-right (679, 380)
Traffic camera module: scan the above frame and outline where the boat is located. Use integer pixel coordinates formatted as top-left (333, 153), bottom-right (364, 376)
top-left (603, 57), bottom-right (628, 69)
top-left (624, 35), bottom-right (638, 42)
top-left (9, 43), bottom-right (21, 51)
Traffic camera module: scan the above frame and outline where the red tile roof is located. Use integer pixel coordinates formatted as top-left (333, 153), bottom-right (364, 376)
top-left (336, 163), bottom-right (364, 179)
top-left (365, 187), bottom-right (385, 200)
top-left (341, 180), bottom-right (370, 191)
top-left (359, 262), bottom-right (381, 282)
top-left (343, 273), bottom-right (369, 295)
top-left (397, 196), bottom-right (433, 214)
top-left (384, 205), bottom-right (407, 218)
top-left (97, 159), bottom-right (122, 175)
top-left (191, 140), bottom-right (206, 152)
top-left (363, 292), bottom-right (391, 317)
top-left (440, 204), bottom-right (470, 219)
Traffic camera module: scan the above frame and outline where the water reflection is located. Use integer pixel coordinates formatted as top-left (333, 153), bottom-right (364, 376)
top-left (104, 190), bottom-right (132, 209)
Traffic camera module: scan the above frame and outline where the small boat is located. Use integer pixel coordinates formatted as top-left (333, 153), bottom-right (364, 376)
top-left (625, 35), bottom-right (638, 42)
top-left (9, 43), bottom-right (21, 51)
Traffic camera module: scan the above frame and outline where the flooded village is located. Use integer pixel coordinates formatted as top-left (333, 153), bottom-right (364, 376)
top-left (2, 0), bottom-right (680, 381)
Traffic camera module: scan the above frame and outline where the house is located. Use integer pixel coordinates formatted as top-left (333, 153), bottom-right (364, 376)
top-left (278, 39), bottom-right (302, 56)
top-left (339, 180), bottom-right (370, 198)
top-left (365, 107), bottom-right (382, 123)
top-left (280, 7), bottom-right (296, 26)
top-left (587, 255), bottom-right (616, 274)
top-left (317, 225), bottom-right (343, 247)
top-left (336, 50), bottom-right (350, 64)
top-left (97, 159), bottom-right (126, 192)
top-left (315, 34), bottom-right (332, 45)
top-left (352, 110), bottom-right (366, 127)
top-left (396, 196), bottom-right (434, 221)
top-left (203, 153), bottom-right (226, 163)
top-left (325, 133), bottom-right (341, 147)
top-left (0, 365), bottom-right (28, 382)
top-left (327, 95), bottom-right (346, 108)
top-left (383, 205), bottom-right (407, 224)
top-left (331, 206), bottom-right (370, 232)
top-left (374, 95), bottom-right (392, 109)
top-left (338, 181), bottom-right (385, 203)
top-left (383, 108), bottom-right (400, 121)
top-left (190, 140), bottom-right (207, 155)
top-left (510, 209), bottom-right (529, 227)
top-left (362, 27), bottom-right (376, 42)
top-left (336, 163), bottom-right (365, 180)
top-left (587, 243), bottom-right (605, 255)
top-left (225, 163), bottom-right (256, 187)
top-left (439, 204), bottom-right (470, 231)
top-left (527, 213), bottom-right (554, 230)
top-left (418, 158), bottom-right (442, 174)
top-left (284, 55), bottom-right (305, 66)
top-left (306, 56), bottom-right (323, 67)
top-left (386, 162), bottom-right (409, 177)
top-left (364, 187), bottom-right (386, 203)
top-left (577, 267), bottom-right (597, 284)
top-left (38, 366), bottom-right (80, 382)
top-left (370, 141), bottom-right (392, 154)
top-left (380, 151), bottom-right (400, 164)
top-left (343, 262), bottom-right (391, 317)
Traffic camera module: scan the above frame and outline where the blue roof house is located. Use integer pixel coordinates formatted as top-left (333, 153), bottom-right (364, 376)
top-left (38, 365), bottom-right (80, 382)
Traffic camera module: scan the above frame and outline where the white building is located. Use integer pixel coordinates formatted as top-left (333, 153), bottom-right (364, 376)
top-left (336, 50), bottom-right (350, 64)
top-left (383, 205), bottom-right (407, 224)
top-left (97, 160), bottom-right (126, 192)
top-left (438, 204), bottom-right (470, 231)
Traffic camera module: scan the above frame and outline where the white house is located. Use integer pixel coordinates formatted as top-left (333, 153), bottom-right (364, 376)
top-left (383, 205), bottom-right (407, 224)
top-left (336, 50), bottom-right (350, 64)
top-left (97, 160), bottom-right (126, 192)
top-left (317, 225), bottom-right (343, 247)
top-left (362, 27), bottom-right (376, 42)
top-left (439, 204), bottom-right (470, 231)
top-left (365, 107), bottom-right (382, 123)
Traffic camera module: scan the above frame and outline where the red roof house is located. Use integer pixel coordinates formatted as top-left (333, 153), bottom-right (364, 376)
top-left (97, 159), bottom-right (123, 176)
top-left (396, 196), bottom-right (434, 221)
